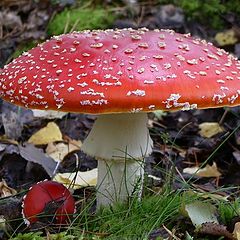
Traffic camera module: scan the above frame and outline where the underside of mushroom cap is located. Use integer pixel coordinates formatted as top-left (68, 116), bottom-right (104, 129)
top-left (0, 28), bottom-right (240, 114)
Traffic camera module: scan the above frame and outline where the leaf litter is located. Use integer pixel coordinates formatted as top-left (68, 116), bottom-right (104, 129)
top-left (1, 0), bottom-right (240, 239)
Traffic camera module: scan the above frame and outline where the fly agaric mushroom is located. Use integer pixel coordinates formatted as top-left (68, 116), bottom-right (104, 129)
top-left (1, 28), bottom-right (240, 207)
top-left (22, 180), bottom-right (75, 225)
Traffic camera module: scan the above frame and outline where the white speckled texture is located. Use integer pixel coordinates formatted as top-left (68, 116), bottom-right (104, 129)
top-left (1, 28), bottom-right (240, 113)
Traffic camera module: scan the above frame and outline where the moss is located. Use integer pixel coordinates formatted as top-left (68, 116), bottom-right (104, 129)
top-left (179, 0), bottom-right (225, 29)
top-left (47, 7), bottom-right (115, 36)
top-left (11, 232), bottom-right (44, 240)
top-left (158, 0), bottom-right (240, 30)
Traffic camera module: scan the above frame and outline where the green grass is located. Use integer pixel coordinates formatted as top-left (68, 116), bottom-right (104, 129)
top-left (10, 189), bottom-right (194, 240)
top-left (11, 191), bottom-right (240, 240)
top-left (218, 198), bottom-right (240, 225)
top-left (70, 190), bottom-right (194, 239)
top-left (8, 169), bottom-right (240, 240)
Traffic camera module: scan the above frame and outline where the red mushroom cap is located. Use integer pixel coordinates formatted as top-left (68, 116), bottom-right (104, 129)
top-left (1, 28), bottom-right (240, 113)
top-left (22, 180), bottom-right (75, 225)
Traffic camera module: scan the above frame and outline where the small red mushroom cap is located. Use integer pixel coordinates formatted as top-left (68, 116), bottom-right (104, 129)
top-left (22, 180), bottom-right (75, 225)
top-left (1, 28), bottom-right (240, 113)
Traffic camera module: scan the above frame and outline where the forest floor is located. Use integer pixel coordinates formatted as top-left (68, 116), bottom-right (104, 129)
top-left (1, 0), bottom-right (240, 239)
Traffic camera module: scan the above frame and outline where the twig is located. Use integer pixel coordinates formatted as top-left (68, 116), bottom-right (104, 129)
top-left (162, 225), bottom-right (181, 240)
top-left (219, 108), bottom-right (229, 125)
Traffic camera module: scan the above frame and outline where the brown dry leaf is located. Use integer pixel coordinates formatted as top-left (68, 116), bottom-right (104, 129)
top-left (198, 222), bottom-right (234, 239)
top-left (0, 179), bottom-right (17, 197)
top-left (215, 29), bottom-right (238, 46)
top-left (199, 122), bottom-right (224, 138)
top-left (46, 140), bottom-right (82, 162)
top-left (53, 168), bottom-right (97, 189)
top-left (183, 162), bottom-right (221, 178)
top-left (233, 222), bottom-right (240, 239)
top-left (28, 122), bottom-right (62, 145)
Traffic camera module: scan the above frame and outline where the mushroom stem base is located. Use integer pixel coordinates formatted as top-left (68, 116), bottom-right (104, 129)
top-left (97, 158), bottom-right (144, 207)
top-left (81, 112), bottom-right (153, 207)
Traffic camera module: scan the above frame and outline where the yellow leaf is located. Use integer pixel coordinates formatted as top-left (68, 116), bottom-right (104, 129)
top-left (183, 162), bottom-right (221, 178)
top-left (215, 29), bottom-right (238, 46)
top-left (28, 122), bottom-right (62, 145)
top-left (233, 222), bottom-right (240, 240)
top-left (46, 140), bottom-right (82, 162)
top-left (54, 168), bottom-right (97, 189)
top-left (199, 122), bottom-right (223, 138)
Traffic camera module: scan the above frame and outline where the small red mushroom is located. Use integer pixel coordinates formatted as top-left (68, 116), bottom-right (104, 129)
top-left (22, 180), bottom-right (75, 225)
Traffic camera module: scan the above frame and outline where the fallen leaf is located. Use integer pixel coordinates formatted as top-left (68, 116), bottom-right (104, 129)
top-left (185, 201), bottom-right (218, 227)
top-left (28, 122), bottom-right (62, 145)
top-left (0, 179), bottom-right (17, 197)
top-left (233, 222), bottom-right (240, 239)
top-left (19, 143), bottom-right (58, 177)
top-left (54, 168), bottom-right (97, 189)
top-left (183, 162), bottom-right (221, 178)
top-left (0, 143), bottom-right (57, 178)
top-left (199, 122), bottom-right (224, 138)
top-left (46, 140), bottom-right (82, 162)
top-left (32, 109), bottom-right (68, 119)
top-left (198, 222), bottom-right (234, 239)
top-left (215, 29), bottom-right (238, 46)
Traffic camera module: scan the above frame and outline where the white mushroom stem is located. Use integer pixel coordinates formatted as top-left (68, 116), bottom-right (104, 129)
top-left (81, 112), bottom-right (153, 207)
